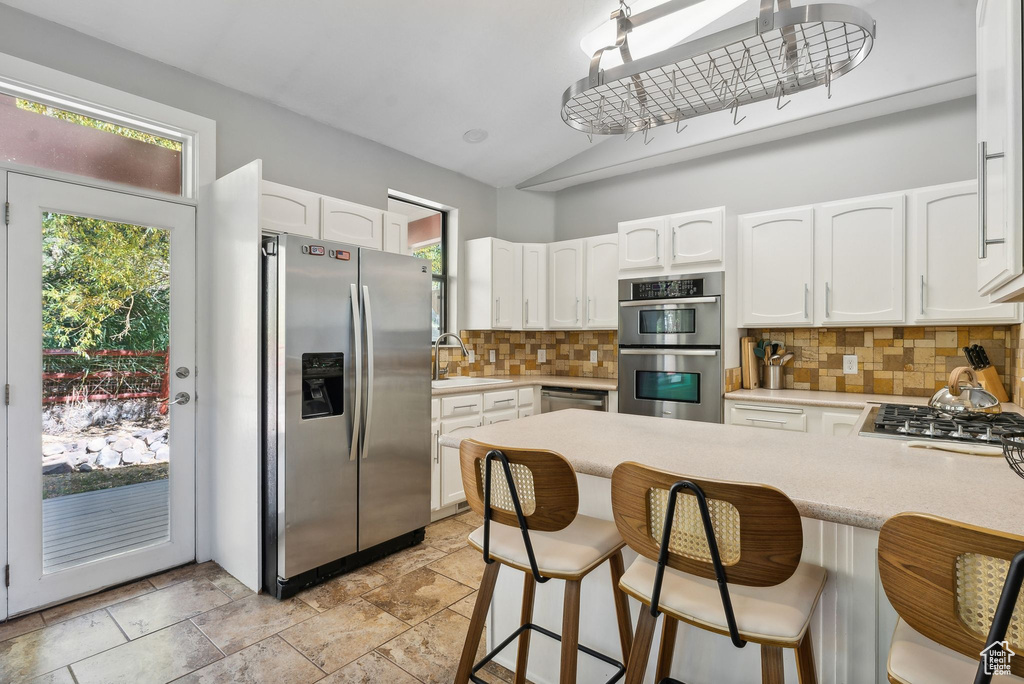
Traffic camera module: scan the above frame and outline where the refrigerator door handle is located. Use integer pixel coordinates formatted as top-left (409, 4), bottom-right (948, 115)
top-left (349, 283), bottom-right (362, 462)
top-left (361, 284), bottom-right (375, 460)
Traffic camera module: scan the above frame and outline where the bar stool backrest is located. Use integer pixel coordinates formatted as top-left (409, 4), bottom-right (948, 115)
top-left (460, 439), bottom-right (579, 532)
top-left (878, 512), bottom-right (1024, 676)
top-left (611, 462), bottom-right (803, 587)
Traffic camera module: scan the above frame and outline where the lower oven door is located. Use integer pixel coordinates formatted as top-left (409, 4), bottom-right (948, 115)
top-left (618, 348), bottom-right (722, 423)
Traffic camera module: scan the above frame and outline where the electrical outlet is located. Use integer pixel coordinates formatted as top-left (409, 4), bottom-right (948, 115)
top-left (467, 350), bottom-right (475, 363)
top-left (590, 350), bottom-right (598, 363)
top-left (843, 354), bottom-right (858, 374)
top-left (489, 349), bottom-right (496, 363)
top-left (537, 348), bottom-right (547, 363)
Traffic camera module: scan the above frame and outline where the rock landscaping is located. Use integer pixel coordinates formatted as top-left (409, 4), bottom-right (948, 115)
top-left (41, 427), bottom-right (169, 475)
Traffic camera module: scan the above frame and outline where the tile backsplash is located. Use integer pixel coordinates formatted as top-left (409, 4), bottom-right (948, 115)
top-left (1009, 324), bottom-right (1024, 406)
top-left (434, 330), bottom-right (617, 378)
top-left (749, 326), bottom-right (1014, 397)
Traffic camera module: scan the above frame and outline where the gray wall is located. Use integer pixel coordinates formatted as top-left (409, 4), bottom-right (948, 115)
top-left (552, 97), bottom-right (978, 239)
top-left (496, 187), bottom-right (556, 243)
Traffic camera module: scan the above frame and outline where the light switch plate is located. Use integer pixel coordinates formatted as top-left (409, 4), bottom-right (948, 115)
top-left (843, 354), bottom-right (858, 374)
top-left (590, 350), bottom-right (598, 363)
top-left (489, 349), bottom-right (496, 363)
top-left (537, 349), bottom-right (546, 363)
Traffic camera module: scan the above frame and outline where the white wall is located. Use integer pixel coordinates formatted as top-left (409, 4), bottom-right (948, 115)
top-left (496, 187), bottom-right (556, 242)
top-left (553, 97), bottom-right (978, 239)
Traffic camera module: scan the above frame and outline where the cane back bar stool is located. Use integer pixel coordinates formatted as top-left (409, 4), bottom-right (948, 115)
top-left (878, 513), bottom-right (1024, 683)
top-left (610, 462), bottom-right (827, 684)
top-left (454, 439), bottom-right (633, 684)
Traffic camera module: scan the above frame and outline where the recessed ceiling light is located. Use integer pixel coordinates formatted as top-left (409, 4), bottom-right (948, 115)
top-left (463, 129), bottom-right (488, 144)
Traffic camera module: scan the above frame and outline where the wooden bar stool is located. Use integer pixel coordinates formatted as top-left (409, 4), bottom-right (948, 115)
top-left (610, 461), bottom-right (827, 684)
top-left (878, 513), bottom-right (1024, 683)
top-left (454, 439), bottom-right (633, 684)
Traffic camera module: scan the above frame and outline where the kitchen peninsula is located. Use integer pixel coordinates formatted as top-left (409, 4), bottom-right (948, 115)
top-left (441, 409), bottom-right (1024, 684)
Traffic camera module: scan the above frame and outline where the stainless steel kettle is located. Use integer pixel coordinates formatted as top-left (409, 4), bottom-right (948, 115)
top-left (928, 366), bottom-right (1002, 415)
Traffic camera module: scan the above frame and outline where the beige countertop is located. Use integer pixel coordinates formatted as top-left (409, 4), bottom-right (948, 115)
top-left (724, 388), bottom-right (1024, 416)
top-left (431, 375), bottom-right (617, 397)
top-left (440, 409), bottom-right (1024, 535)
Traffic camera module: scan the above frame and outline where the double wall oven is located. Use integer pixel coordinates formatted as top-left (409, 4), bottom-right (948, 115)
top-left (618, 272), bottom-right (723, 423)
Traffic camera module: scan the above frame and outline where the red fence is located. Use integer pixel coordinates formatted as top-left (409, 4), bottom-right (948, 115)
top-left (42, 349), bottom-right (169, 405)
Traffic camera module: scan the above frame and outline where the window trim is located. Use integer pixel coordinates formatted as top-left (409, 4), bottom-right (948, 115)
top-left (397, 198), bottom-right (448, 341)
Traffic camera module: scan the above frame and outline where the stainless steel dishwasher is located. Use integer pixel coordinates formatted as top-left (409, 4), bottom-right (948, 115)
top-left (540, 386), bottom-right (608, 413)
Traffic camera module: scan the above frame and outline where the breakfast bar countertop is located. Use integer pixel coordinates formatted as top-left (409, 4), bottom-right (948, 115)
top-left (440, 409), bottom-right (1024, 536)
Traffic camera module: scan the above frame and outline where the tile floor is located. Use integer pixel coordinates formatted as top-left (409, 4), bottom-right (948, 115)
top-left (0, 510), bottom-right (524, 684)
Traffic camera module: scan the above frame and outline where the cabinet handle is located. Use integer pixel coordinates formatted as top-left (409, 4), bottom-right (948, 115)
top-left (588, 296), bottom-right (593, 324)
top-left (920, 275), bottom-right (926, 315)
top-left (656, 228), bottom-right (662, 263)
top-left (454, 403), bottom-right (476, 410)
top-left (803, 283), bottom-right (809, 319)
top-left (494, 398), bottom-right (515, 405)
top-left (576, 297), bottom-right (581, 324)
top-left (825, 282), bottom-right (831, 318)
top-left (434, 431), bottom-right (440, 463)
top-left (524, 299), bottom-right (528, 324)
top-left (978, 141), bottom-right (1006, 259)
top-left (495, 298), bottom-right (500, 324)
top-left (671, 227), bottom-right (677, 260)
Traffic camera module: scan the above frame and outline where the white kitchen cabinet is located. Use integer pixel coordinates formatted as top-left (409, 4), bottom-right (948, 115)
top-left (821, 411), bottom-right (859, 437)
top-left (439, 414), bottom-right (481, 508)
top-left (976, 0), bottom-right (1023, 296)
top-left (618, 216), bottom-right (664, 270)
top-left (911, 181), bottom-right (1020, 323)
top-left (725, 400), bottom-right (862, 436)
top-left (491, 240), bottom-right (519, 328)
top-left (738, 207), bottom-right (814, 327)
top-left (441, 393), bottom-right (483, 418)
top-left (518, 406), bottom-right (534, 419)
top-left (464, 238), bottom-right (522, 330)
top-left (383, 211), bottom-right (408, 255)
top-left (668, 207), bottom-right (724, 266)
top-left (484, 408), bottom-right (518, 425)
top-left (321, 196), bottom-right (383, 249)
top-left (815, 193), bottom-right (905, 325)
top-left (483, 389), bottom-right (518, 411)
top-left (521, 244), bottom-right (548, 329)
top-left (259, 180), bottom-right (320, 238)
top-left (549, 240), bottom-right (585, 329)
top-left (584, 234), bottom-right (619, 329)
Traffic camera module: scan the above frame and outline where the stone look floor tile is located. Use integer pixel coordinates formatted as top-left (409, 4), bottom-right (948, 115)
top-left (279, 598), bottom-right (409, 673)
top-left (107, 578), bottom-right (231, 639)
top-left (41, 579), bottom-right (155, 625)
top-left (70, 620), bottom-right (222, 684)
top-left (191, 594), bottom-right (317, 654)
top-left (27, 667), bottom-right (76, 684)
top-left (148, 561), bottom-right (232, 590)
top-left (427, 545), bottom-right (486, 589)
top-left (455, 510), bottom-right (485, 528)
top-left (296, 567), bottom-right (388, 612)
top-left (448, 592), bottom-right (478, 620)
top-left (377, 609), bottom-right (481, 684)
top-left (0, 610), bottom-right (126, 682)
top-left (366, 544), bottom-right (447, 581)
top-left (422, 517), bottom-right (477, 554)
top-left (362, 567), bottom-right (473, 626)
top-left (208, 574), bottom-right (255, 601)
top-left (0, 612), bottom-right (44, 643)
top-left (176, 635), bottom-right (324, 683)
top-left (319, 651), bottom-right (420, 683)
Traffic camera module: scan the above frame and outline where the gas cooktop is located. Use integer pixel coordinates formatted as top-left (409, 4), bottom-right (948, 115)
top-left (860, 403), bottom-right (1024, 444)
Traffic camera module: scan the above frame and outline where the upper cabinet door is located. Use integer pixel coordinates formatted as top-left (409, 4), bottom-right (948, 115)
top-left (383, 211), bottom-right (408, 255)
top-left (585, 235), bottom-right (619, 328)
top-left (816, 193), bottom-right (905, 325)
top-left (549, 240), bottom-right (585, 329)
top-left (491, 240), bottom-right (518, 329)
top-left (911, 182), bottom-right (1020, 323)
top-left (521, 244), bottom-right (548, 329)
top-left (976, 0), bottom-right (1023, 294)
top-left (618, 217), bottom-right (664, 270)
top-left (321, 197), bottom-right (383, 249)
top-left (668, 208), bottom-right (723, 266)
top-left (260, 181), bottom-right (320, 238)
top-left (738, 207), bottom-right (814, 327)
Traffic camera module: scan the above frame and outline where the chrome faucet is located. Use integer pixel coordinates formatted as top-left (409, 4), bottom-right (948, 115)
top-left (433, 333), bottom-right (470, 381)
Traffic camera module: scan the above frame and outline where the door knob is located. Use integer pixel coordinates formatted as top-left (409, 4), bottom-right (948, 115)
top-left (163, 392), bottom-right (190, 406)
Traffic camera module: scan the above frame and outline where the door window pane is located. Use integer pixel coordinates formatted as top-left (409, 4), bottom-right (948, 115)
top-left (0, 93), bottom-right (183, 195)
top-left (635, 370), bottom-right (701, 403)
top-left (41, 212), bottom-right (171, 572)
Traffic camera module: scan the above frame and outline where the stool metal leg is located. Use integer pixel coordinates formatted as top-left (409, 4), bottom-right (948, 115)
top-left (609, 550), bottom-right (633, 662)
top-left (515, 572), bottom-right (536, 684)
top-left (456, 561), bottom-right (500, 684)
top-left (655, 616), bottom-right (678, 682)
top-left (560, 579), bottom-right (582, 684)
top-left (625, 607), bottom-right (658, 684)
top-left (795, 631), bottom-right (817, 684)
top-left (761, 644), bottom-right (785, 684)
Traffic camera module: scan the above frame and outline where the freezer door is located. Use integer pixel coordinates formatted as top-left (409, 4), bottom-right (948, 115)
top-left (277, 235), bottom-right (360, 579)
top-left (358, 249), bottom-right (432, 550)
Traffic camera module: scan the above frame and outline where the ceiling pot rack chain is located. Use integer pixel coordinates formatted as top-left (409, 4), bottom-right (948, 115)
top-left (562, 0), bottom-right (876, 142)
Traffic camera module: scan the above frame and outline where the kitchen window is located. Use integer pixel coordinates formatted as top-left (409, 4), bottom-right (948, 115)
top-left (388, 197), bottom-right (448, 341)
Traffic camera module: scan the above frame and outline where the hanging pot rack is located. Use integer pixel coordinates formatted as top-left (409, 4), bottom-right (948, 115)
top-left (561, 0), bottom-right (876, 139)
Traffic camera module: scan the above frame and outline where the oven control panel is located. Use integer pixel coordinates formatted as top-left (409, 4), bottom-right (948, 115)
top-left (631, 278), bottom-right (703, 300)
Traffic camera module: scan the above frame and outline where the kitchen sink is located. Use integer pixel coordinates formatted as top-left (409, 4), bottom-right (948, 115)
top-left (431, 377), bottom-right (513, 389)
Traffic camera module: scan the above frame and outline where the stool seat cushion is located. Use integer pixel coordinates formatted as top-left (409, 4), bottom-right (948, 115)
top-left (467, 515), bottom-right (624, 580)
top-left (888, 618), bottom-right (1024, 683)
top-left (618, 555), bottom-right (826, 645)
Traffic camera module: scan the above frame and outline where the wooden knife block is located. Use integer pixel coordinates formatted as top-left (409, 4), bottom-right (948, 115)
top-left (976, 365), bottom-right (1010, 402)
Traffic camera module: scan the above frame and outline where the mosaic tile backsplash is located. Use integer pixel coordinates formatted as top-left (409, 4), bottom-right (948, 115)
top-left (1009, 324), bottom-right (1024, 406)
top-left (750, 326), bottom-right (1015, 397)
top-left (434, 330), bottom-right (618, 378)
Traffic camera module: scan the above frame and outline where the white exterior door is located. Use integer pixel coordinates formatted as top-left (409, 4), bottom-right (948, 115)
top-left (912, 181), bottom-right (1020, 323)
top-left (521, 244), bottom-right (547, 329)
top-left (618, 217), bottom-right (664, 271)
top-left (549, 240), bottom-right (584, 329)
top-left (739, 207), bottom-right (814, 327)
top-left (816, 193), bottom-right (905, 325)
top-left (321, 196), bottom-right (382, 249)
top-left (6, 173), bottom-right (196, 614)
top-left (585, 235), bottom-right (619, 328)
top-left (668, 208), bottom-right (723, 266)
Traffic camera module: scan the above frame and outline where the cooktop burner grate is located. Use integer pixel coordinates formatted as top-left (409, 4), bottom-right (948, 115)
top-left (873, 404), bottom-right (1024, 443)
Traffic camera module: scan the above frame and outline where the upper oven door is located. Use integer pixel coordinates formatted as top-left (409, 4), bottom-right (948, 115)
top-left (618, 296), bottom-right (721, 347)
top-left (618, 348), bottom-right (723, 423)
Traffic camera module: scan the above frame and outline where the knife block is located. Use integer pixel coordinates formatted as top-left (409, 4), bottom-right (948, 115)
top-left (976, 365), bottom-right (1010, 402)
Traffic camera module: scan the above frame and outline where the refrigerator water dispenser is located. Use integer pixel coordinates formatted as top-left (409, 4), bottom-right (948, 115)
top-left (301, 352), bottom-right (345, 419)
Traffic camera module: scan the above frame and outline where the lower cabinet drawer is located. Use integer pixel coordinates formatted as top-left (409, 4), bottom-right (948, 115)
top-left (441, 393), bottom-right (483, 417)
top-left (484, 408), bottom-right (518, 425)
top-left (483, 389), bottom-right (518, 411)
top-left (729, 404), bottom-right (807, 432)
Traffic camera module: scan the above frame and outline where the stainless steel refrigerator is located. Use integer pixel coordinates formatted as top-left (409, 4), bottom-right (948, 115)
top-left (261, 234), bottom-right (431, 598)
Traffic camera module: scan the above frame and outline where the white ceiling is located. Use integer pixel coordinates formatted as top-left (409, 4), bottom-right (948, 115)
top-left (4, 0), bottom-right (978, 189)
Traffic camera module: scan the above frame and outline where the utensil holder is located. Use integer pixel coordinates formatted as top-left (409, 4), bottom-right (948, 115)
top-left (761, 365), bottom-right (782, 390)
